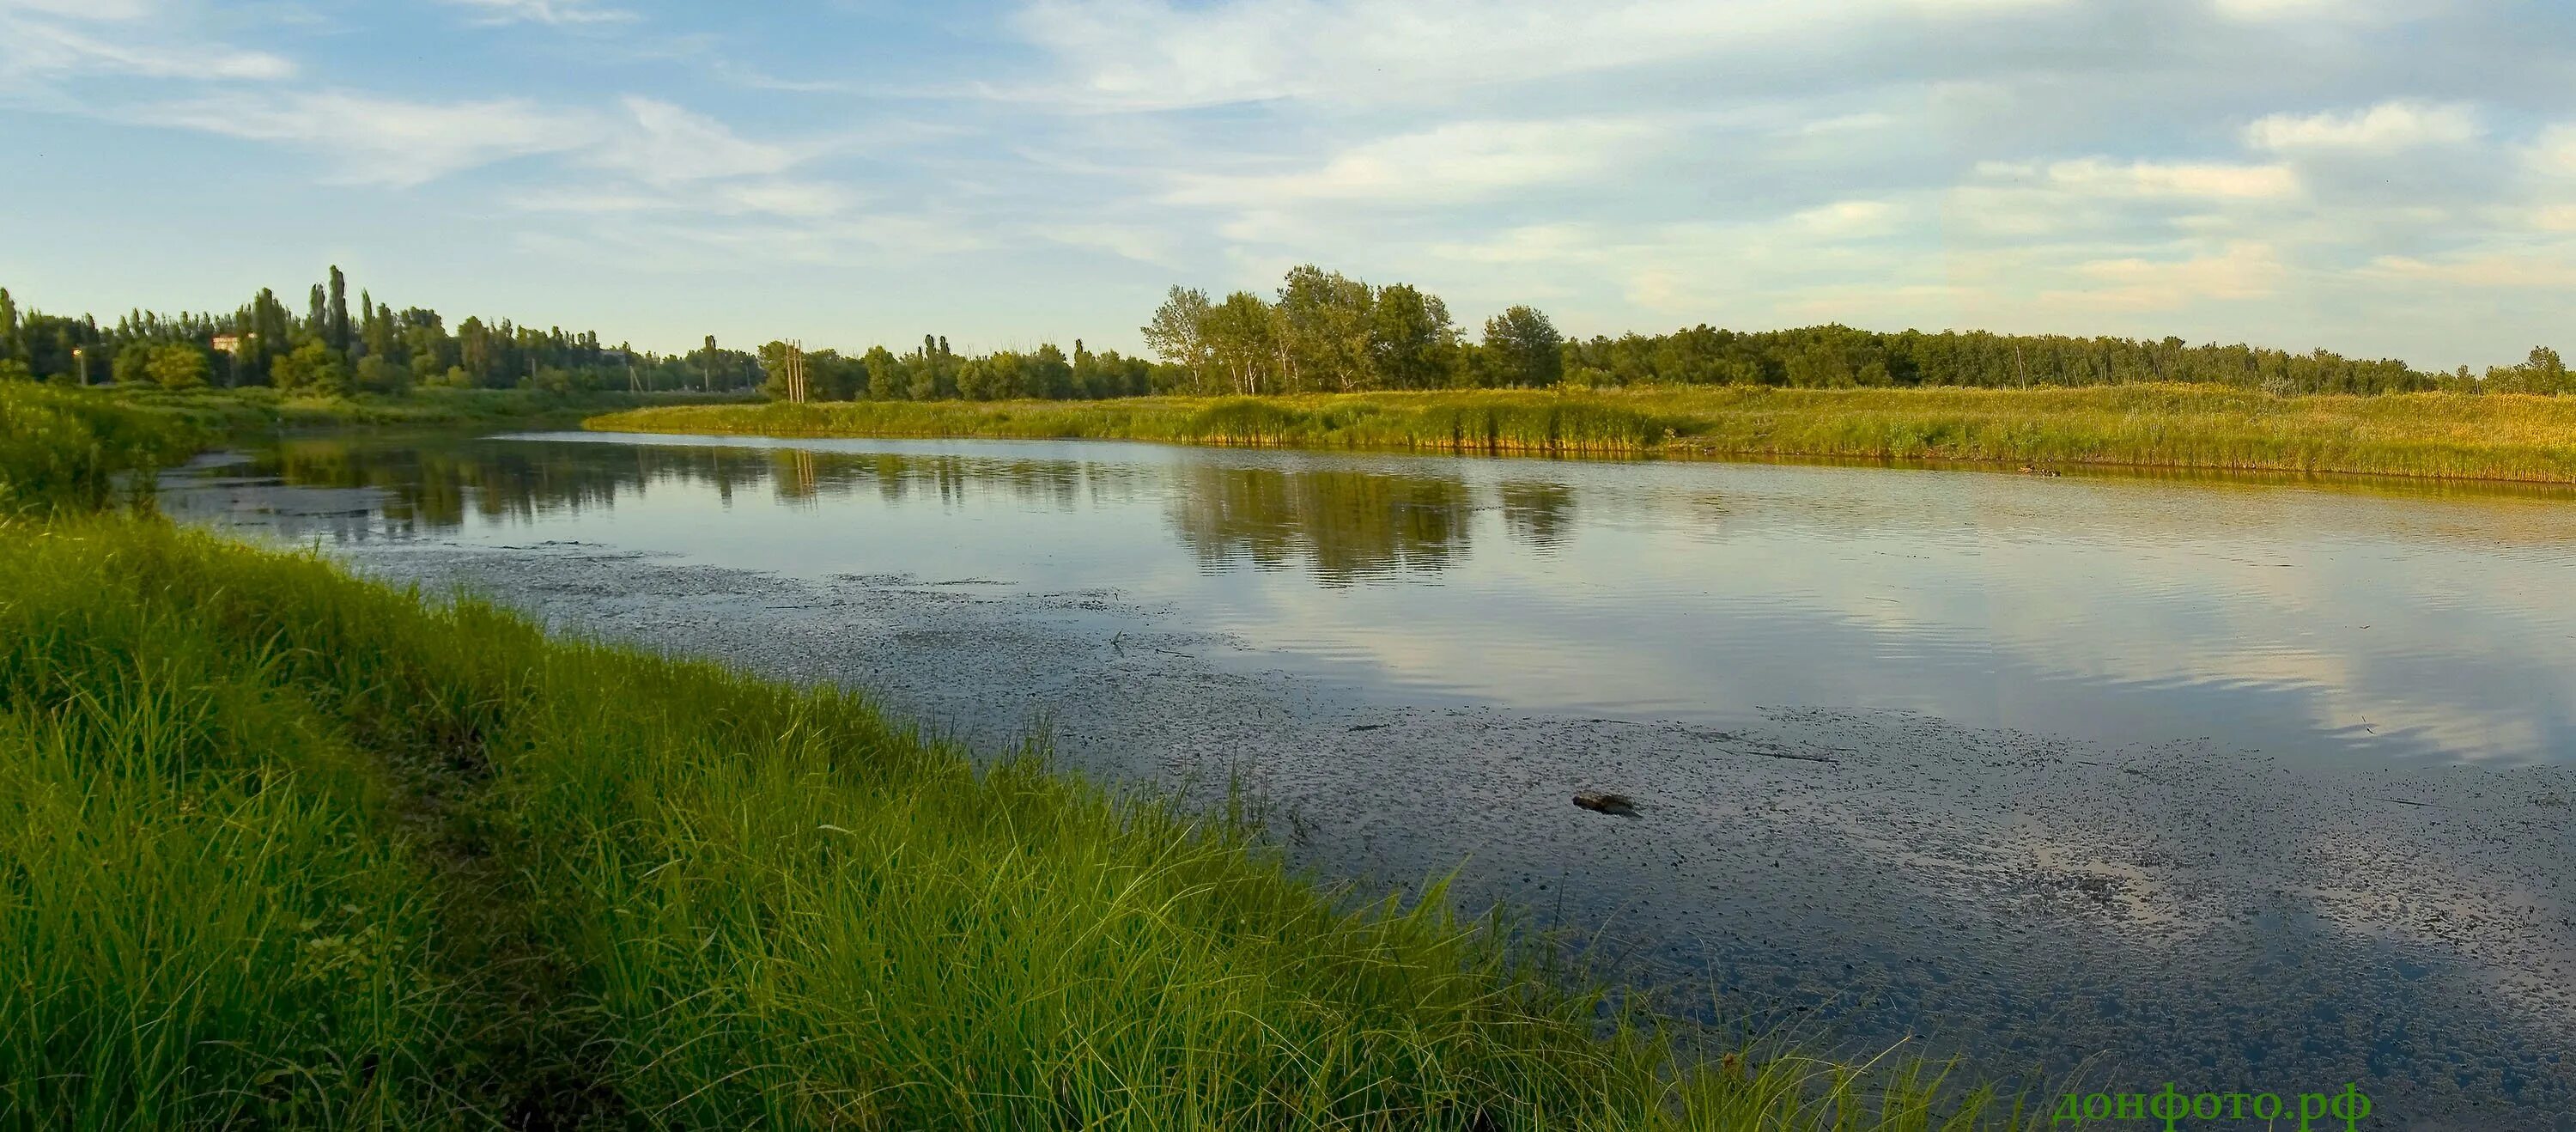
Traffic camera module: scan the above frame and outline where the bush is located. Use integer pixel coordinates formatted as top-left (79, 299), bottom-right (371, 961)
top-left (145, 343), bottom-right (210, 389)
top-left (271, 340), bottom-right (350, 398)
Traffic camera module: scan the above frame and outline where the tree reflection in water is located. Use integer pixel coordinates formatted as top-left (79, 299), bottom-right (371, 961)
top-left (1162, 464), bottom-right (1476, 584)
top-left (233, 435), bottom-right (1567, 582)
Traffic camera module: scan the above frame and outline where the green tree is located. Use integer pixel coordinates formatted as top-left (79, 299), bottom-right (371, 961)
top-left (864, 345), bottom-right (907, 400)
top-left (1275, 265), bottom-right (1373, 393)
top-left (112, 341), bottom-right (156, 386)
top-left (757, 340), bottom-right (793, 400)
top-left (246, 288), bottom-right (291, 384)
top-left (1481, 305), bottom-right (1564, 387)
top-left (905, 335), bottom-right (957, 400)
top-left (814, 350), bottom-right (863, 401)
top-left (1027, 344), bottom-right (1073, 400)
top-left (326, 265), bottom-right (351, 353)
top-left (272, 339), bottom-right (350, 397)
top-left (355, 354), bottom-right (409, 395)
top-left (2482, 346), bottom-right (2567, 394)
top-left (1202, 292), bottom-right (1279, 395)
top-left (145, 344), bottom-right (210, 389)
top-left (458, 317), bottom-right (495, 385)
top-left (361, 296), bottom-right (398, 363)
top-left (1141, 286), bottom-right (1215, 393)
top-left (1072, 339), bottom-right (1102, 399)
top-left (1368, 283), bottom-right (1455, 390)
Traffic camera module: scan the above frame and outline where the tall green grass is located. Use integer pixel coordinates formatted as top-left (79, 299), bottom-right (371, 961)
top-left (0, 383), bottom-right (200, 514)
top-left (0, 520), bottom-right (453, 1125)
top-left (586, 384), bottom-right (2576, 484)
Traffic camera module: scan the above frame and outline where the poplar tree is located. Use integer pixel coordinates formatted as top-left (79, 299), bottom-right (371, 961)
top-left (327, 266), bottom-right (351, 354)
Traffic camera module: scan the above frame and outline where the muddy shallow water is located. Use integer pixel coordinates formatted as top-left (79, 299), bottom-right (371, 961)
top-left (163, 431), bottom-right (2574, 1129)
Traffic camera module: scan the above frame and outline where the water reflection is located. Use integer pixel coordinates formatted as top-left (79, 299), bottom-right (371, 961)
top-left (197, 433), bottom-right (1522, 582)
top-left (1165, 466), bottom-right (1475, 583)
top-left (1498, 481), bottom-right (1576, 551)
top-left (204, 432), bottom-right (1167, 533)
top-left (165, 429), bottom-right (2576, 767)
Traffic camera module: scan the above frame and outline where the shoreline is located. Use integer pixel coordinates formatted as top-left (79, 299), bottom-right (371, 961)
top-left (581, 383), bottom-right (2576, 487)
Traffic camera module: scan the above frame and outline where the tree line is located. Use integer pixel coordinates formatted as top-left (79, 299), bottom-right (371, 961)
top-left (0, 269), bottom-right (761, 396)
top-left (1558, 326), bottom-right (2567, 396)
top-left (754, 336), bottom-right (1158, 404)
top-left (7, 264), bottom-right (2567, 401)
top-left (746, 265), bottom-right (1566, 404)
top-left (766, 263), bottom-right (2563, 401)
top-left (1129, 265), bottom-right (2566, 398)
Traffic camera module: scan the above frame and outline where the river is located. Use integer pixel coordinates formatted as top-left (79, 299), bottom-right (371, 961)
top-left (163, 429), bottom-right (2576, 1129)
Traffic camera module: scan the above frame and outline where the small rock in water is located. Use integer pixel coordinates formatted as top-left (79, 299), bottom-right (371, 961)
top-left (1572, 791), bottom-right (1637, 816)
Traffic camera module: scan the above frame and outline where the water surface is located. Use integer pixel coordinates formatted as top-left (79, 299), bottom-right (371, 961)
top-left (181, 429), bottom-right (2576, 766)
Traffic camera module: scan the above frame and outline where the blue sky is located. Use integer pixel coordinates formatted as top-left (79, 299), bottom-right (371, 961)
top-left (1, 0), bottom-right (2569, 368)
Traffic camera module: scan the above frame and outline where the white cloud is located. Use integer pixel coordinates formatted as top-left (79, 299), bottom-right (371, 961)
top-left (0, 10), bottom-right (294, 81)
top-left (0, 0), bottom-right (161, 19)
top-left (1167, 118), bottom-right (1663, 207)
top-left (519, 179), bottom-right (855, 220)
top-left (1014, 0), bottom-right (2070, 109)
top-left (2033, 158), bottom-right (2301, 200)
top-left (137, 90), bottom-right (600, 186)
top-left (2206, 0), bottom-right (2425, 20)
top-left (713, 180), bottom-right (852, 219)
top-left (2366, 253), bottom-right (2576, 289)
top-left (2054, 241), bottom-right (2287, 310)
top-left (1042, 223), bottom-right (1186, 267)
top-left (590, 95), bottom-right (800, 184)
top-left (2246, 100), bottom-right (2479, 154)
top-left (2208, 0), bottom-right (2336, 18)
top-left (2529, 125), bottom-right (2576, 180)
top-left (1791, 199), bottom-right (1899, 236)
top-left (1430, 223), bottom-right (1608, 265)
top-left (517, 210), bottom-right (993, 272)
top-left (1794, 111), bottom-right (1899, 137)
top-left (437, 0), bottom-right (635, 26)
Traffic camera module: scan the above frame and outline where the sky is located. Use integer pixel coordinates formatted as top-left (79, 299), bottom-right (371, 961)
top-left (0, 0), bottom-right (2570, 368)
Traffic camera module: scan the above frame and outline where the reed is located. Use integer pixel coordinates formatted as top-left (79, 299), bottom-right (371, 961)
top-left (586, 384), bottom-right (2576, 484)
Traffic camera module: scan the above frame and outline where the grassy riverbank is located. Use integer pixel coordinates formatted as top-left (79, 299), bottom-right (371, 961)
top-left (1, 390), bottom-right (2013, 1126)
top-left (114, 383), bottom-right (756, 435)
top-left (586, 384), bottom-right (2576, 484)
